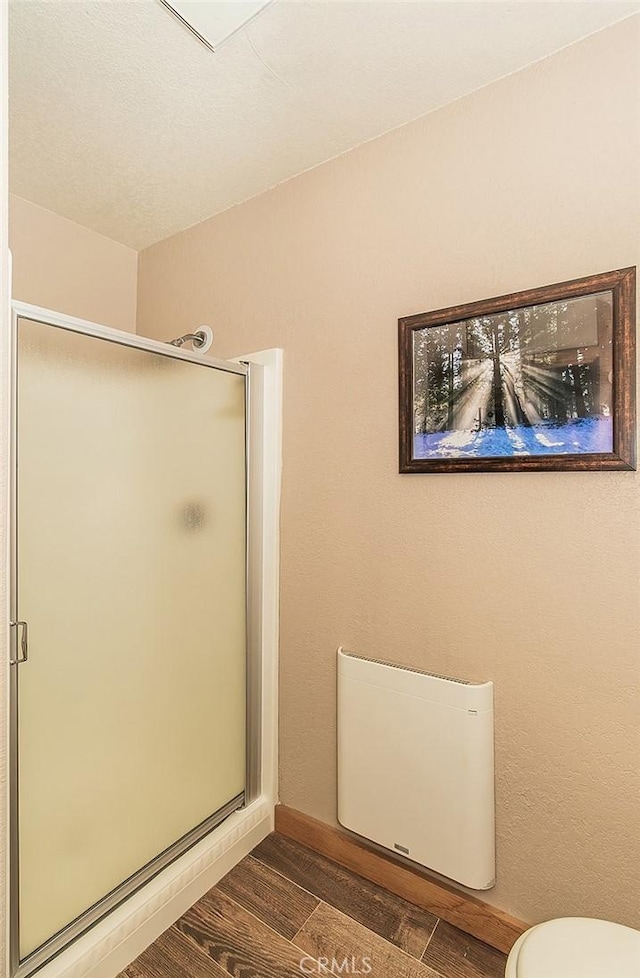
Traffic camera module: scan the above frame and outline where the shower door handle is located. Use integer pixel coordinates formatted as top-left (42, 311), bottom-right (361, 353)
top-left (9, 620), bottom-right (29, 665)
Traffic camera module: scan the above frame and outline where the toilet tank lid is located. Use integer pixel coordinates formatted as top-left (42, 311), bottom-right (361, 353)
top-left (517, 917), bottom-right (640, 978)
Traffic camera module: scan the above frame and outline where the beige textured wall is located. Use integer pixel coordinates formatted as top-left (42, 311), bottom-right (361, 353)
top-left (137, 18), bottom-right (640, 928)
top-left (9, 194), bottom-right (137, 332)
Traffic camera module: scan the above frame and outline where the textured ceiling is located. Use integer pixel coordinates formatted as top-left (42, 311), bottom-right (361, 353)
top-left (9, 0), bottom-right (640, 250)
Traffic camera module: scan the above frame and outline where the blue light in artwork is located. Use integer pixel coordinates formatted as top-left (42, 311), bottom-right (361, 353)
top-left (413, 416), bottom-right (613, 460)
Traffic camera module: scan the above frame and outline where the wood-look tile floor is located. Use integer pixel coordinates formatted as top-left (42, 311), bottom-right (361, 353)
top-left (121, 834), bottom-right (507, 978)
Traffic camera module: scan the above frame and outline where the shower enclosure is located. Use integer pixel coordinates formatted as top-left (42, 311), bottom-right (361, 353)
top-left (9, 305), bottom-right (262, 977)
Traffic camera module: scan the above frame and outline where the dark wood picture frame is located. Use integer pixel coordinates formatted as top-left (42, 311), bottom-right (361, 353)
top-left (398, 267), bottom-right (636, 473)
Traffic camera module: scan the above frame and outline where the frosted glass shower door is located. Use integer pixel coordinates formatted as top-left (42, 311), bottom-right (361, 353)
top-left (14, 317), bottom-right (247, 964)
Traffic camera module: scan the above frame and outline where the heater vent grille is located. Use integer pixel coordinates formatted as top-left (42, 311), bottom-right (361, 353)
top-left (339, 649), bottom-right (473, 685)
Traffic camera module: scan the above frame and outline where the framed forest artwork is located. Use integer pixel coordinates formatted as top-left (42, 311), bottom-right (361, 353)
top-left (398, 267), bottom-right (636, 473)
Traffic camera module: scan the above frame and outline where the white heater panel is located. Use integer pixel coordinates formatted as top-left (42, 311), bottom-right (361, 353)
top-left (337, 648), bottom-right (495, 890)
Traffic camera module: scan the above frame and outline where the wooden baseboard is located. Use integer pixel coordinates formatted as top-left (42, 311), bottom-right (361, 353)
top-left (274, 805), bottom-right (527, 955)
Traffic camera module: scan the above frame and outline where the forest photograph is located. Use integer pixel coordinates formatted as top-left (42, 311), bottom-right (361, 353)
top-left (411, 291), bottom-right (614, 462)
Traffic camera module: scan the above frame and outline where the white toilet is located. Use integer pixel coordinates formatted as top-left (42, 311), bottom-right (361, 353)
top-left (505, 917), bottom-right (640, 978)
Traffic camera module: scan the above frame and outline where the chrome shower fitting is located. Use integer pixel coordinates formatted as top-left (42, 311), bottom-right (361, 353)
top-left (167, 326), bottom-right (213, 352)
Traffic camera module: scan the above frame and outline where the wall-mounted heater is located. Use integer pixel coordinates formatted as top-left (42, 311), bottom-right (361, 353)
top-left (337, 647), bottom-right (495, 890)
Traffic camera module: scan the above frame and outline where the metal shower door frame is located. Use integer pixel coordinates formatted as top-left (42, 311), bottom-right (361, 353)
top-left (8, 301), bottom-right (262, 978)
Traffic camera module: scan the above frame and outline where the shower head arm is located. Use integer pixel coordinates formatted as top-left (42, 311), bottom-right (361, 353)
top-left (168, 331), bottom-right (207, 349)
